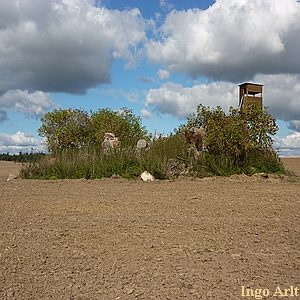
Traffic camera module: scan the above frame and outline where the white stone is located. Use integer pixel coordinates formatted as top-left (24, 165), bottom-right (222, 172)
top-left (140, 171), bottom-right (154, 182)
top-left (7, 174), bottom-right (17, 181)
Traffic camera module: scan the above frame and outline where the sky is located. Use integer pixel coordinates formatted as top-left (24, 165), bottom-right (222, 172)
top-left (0, 0), bottom-right (300, 156)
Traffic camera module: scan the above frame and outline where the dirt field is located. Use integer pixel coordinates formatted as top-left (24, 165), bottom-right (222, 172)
top-left (0, 159), bottom-right (299, 299)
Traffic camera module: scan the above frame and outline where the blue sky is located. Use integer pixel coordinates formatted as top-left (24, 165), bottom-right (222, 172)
top-left (0, 0), bottom-right (300, 156)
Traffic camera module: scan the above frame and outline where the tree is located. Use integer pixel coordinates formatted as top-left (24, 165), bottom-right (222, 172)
top-left (90, 107), bottom-right (147, 146)
top-left (38, 108), bottom-right (92, 153)
top-left (38, 107), bottom-right (147, 152)
top-left (182, 104), bottom-right (278, 159)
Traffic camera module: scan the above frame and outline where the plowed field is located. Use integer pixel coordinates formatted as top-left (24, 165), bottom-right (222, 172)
top-left (1, 159), bottom-right (299, 299)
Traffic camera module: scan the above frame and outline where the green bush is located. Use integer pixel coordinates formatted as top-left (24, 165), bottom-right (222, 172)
top-left (38, 107), bottom-right (147, 153)
top-left (21, 104), bottom-right (285, 180)
top-left (20, 134), bottom-right (190, 180)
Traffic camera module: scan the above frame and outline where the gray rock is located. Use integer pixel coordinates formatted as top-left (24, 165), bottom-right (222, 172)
top-left (103, 133), bottom-right (116, 141)
top-left (137, 139), bottom-right (148, 149)
top-left (102, 133), bottom-right (120, 153)
top-left (7, 174), bottom-right (17, 181)
top-left (102, 140), bottom-right (114, 150)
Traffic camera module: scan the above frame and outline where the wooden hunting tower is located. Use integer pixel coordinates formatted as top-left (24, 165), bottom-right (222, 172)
top-left (239, 83), bottom-right (263, 110)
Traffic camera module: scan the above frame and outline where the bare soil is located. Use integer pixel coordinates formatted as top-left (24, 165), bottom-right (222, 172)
top-left (0, 159), bottom-right (299, 299)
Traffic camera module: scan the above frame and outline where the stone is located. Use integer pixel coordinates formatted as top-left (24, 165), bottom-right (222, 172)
top-left (102, 133), bottom-right (120, 153)
top-left (103, 133), bottom-right (116, 141)
top-left (166, 159), bottom-right (187, 177)
top-left (101, 140), bottom-right (113, 151)
top-left (137, 139), bottom-right (148, 149)
top-left (185, 126), bottom-right (206, 151)
top-left (140, 171), bottom-right (154, 182)
top-left (7, 174), bottom-right (17, 181)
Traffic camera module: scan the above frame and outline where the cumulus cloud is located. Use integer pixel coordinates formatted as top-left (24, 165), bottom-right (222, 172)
top-left (0, 131), bottom-right (45, 154)
top-left (157, 69), bottom-right (170, 80)
top-left (274, 132), bottom-right (300, 156)
top-left (0, 0), bottom-right (147, 95)
top-left (120, 89), bottom-right (140, 103)
top-left (144, 74), bottom-right (300, 122)
top-left (288, 120), bottom-right (300, 132)
top-left (146, 0), bottom-right (300, 82)
top-left (255, 74), bottom-right (300, 124)
top-left (137, 75), bottom-right (156, 83)
top-left (145, 81), bottom-right (238, 119)
top-left (0, 90), bottom-right (55, 124)
top-left (140, 109), bottom-right (151, 119)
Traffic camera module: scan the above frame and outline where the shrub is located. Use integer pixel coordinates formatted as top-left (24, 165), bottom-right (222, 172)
top-left (23, 104), bottom-right (284, 180)
top-left (38, 107), bottom-right (147, 153)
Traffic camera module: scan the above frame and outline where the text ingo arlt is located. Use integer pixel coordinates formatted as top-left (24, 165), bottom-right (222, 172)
top-left (241, 286), bottom-right (299, 299)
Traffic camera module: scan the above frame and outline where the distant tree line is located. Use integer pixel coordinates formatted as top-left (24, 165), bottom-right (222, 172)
top-left (0, 151), bottom-right (46, 162)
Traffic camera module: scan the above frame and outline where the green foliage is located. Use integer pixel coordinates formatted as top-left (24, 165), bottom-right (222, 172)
top-left (20, 134), bottom-right (190, 180)
top-left (139, 134), bottom-right (189, 179)
top-left (25, 104), bottom-right (284, 180)
top-left (90, 107), bottom-right (147, 147)
top-left (38, 108), bottom-right (92, 153)
top-left (0, 151), bottom-right (45, 162)
top-left (38, 107), bottom-right (147, 153)
top-left (177, 104), bottom-right (283, 176)
top-left (184, 104), bottom-right (278, 158)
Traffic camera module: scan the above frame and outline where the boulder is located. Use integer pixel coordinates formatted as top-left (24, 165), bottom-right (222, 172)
top-left (185, 126), bottom-right (206, 151)
top-left (103, 133), bottom-right (116, 141)
top-left (102, 133), bottom-right (120, 152)
top-left (7, 174), bottom-right (17, 181)
top-left (137, 139), bottom-right (148, 149)
top-left (166, 159), bottom-right (187, 177)
top-left (102, 140), bottom-right (114, 151)
top-left (140, 171), bottom-right (155, 182)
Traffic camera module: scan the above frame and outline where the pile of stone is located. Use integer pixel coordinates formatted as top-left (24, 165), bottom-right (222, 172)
top-left (185, 126), bottom-right (206, 151)
top-left (101, 133), bottom-right (120, 153)
top-left (185, 126), bottom-right (206, 160)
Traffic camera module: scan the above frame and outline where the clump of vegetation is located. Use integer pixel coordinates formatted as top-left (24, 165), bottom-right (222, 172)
top-left (20, 134), bottom-right (188, 180)
top-left (177, 104), bottom-right (284, 176)
top-left (38, 107), bottom-right (147, 153)
top-left (20, 105), bottom-right (285, 180)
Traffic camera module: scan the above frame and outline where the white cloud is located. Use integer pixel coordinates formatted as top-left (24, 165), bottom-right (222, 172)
top-left (137, 75), bottom-right (156, 83)
top-left (159, 0), bottom-right (174, 11)
top-left (0, 90), bottom-right (55, 124)
top-left (274, 132), bottom-right (300, 157)
top-left (255, 74), bottom-right (300, 123)
top-left (141, 109), bottom-right (151, 119)
top-left (288, 120), bottom-right (300, 132)
top-left (144, 74), bottom-right (300, 123)
top-left (0, 131), bottom-right (45, 154)
top-left (120, 89), bottom-right (140, 103)
top-left (145, 81), bottom-right (238, 119)
top-left (157, 69), bottom-right (170, 80)
top-left (0, 0), bottom-right (147, 95)
top-left (146, 0), bottom-right (300, 82)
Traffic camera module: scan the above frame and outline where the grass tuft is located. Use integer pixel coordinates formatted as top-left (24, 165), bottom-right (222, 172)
top-left (20, 134), bottom-right (285, 180)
